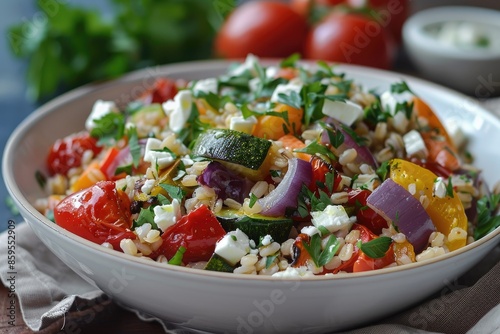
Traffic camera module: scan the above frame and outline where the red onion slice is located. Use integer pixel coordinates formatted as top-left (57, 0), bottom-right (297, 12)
top-left (367, 178), bottom-right (436, 253)
top-left (322, 118), bottom-right (378, 169)
top-left (258, 158), bottom-right (312, 217)
top-left (105, 146), bottom-right (131, 178)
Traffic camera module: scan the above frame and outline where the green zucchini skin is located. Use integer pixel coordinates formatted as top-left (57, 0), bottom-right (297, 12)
top-left (216, 210), bottom-right (293, 244)
top-left (204, 253), bottom-right (235, 273)
top-left (191, 129), bottom-right (271, 170)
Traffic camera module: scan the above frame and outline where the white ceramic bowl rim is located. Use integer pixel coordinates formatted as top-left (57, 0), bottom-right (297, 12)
top-left (3, 60), bottom-right (500, 283)
top-left (403, 6), bottom-right (500, 60)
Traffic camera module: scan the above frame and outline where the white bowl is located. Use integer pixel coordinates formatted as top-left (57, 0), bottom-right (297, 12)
top-left (3, 60), bottom-right (500, 333)
top-left (403, 6), bottom-right (500, 96)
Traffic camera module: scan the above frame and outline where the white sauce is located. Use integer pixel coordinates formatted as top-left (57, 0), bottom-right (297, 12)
top-left (425, 20), bottom-right (500, 52)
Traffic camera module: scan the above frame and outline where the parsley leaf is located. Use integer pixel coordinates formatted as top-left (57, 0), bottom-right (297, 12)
top-left (90, 112), bottom-right (126, 145)
top-left (241, 104), bottom-right (290, 125)
top-left (364, 100), bottom-right (391, 125)
top-left (390, 81), bottom-right (415, 95)
top-left (168, 246), bottom-right (186, 266)
top-left (35, 170), bottom-right (47, 189)
top-left (302, 82), bottom-right (327, 127)
top-left (159, 184), bottom-right (186, 203)
top-left (177, 102), bottom-right (209, 148)
top-left (340, 124), bottom-right (368, 146)
top-left (265, 254), bottom-right (279, 269)
top-left (194, 90), bottom-right (234, 112)
top-left (474, 194), bottom-right (500, 240)
top-left (376, 161), bottom-right (390, 181)
top-left (249, 193), bottom-right (258, 208)
top-left (320, 123), bottom-right (344, 149)
top-left (133, 207), bottom-right (158, 230)
top-left (278, 91), bottom-right (302, 109)
top-left (280, 53), bottom-right (301, 68)
top-left (302, 234), bottom-right (341, 267)
top-left (358, 236), bottom-right (393, 259)
top-left (126, 126), bottom-right (141, 167)
top-left (445, 178), bottom-right (454, 198)
top-left (295, 141), bottom-right (337, 163)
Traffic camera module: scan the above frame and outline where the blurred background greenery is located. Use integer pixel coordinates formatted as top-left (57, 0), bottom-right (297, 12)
top-left (8, 0), bottom-right (236, 102)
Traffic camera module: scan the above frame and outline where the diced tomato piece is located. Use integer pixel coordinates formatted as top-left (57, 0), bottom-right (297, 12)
top-left (54, 181), bottom-right (135, 250)
top-left (47, 132), bottom-right (102, 176)
top-left (138, 78), bottom-right (179, 104)
top-left (346, 189), bottom-right (388, 235)
top-left (152, 205), bottom-right (226, 264)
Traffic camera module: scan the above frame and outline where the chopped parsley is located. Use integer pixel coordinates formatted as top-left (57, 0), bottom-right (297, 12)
top-left (301, 81), bottom-right (327, 127)
top-left (168, 246), bottom-right (186, 265)
top-left (320, 122), bottom-right (344, 149)
top-left (357, 236), bottom-right (393, 259)
top-left (390, 81), bottom-right (415, 95)
top-left (364, 99), bottom-right (391, 125)
top-left (126, 126), bottom-right (141, 167)
top-left (277, 91), bottom-right (302, 110)
top-left (280, 53), bottom-right (301, 68)
top-left (474, 194), bottom-right (500, 240)
top-left (295, 140), bottom-right (336, 163)
top-left (35, 170), bottom-right (47, 189)
top-left (249, 193), bottom-right (258, 208)
top-left (297, 185), bottom-right (332, 218)
top-left (90, 112), bottom-right (126, 145)
top-left (240, 104), bottom-right (290, 125)
top-left (445, 178), bottom-right (454, 198)
top-left (133, 207), bottom-right (158, 230)
top-left (302, 233), bottom-right (341, 267)
top-left (159, 184), bottom-right (186, 203)
top-left (376, 161), bottom-right (390, 181)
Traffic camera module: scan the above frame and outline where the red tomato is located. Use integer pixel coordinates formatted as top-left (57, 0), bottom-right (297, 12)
top-left (309, 156), bottom-right (342, 194)
top-left (152, 205), bottom-right (226, 264)
top-left (346, 0), bottom-right (409, 44)
top-left (346, 189), bottom-right (388, 234)
top-left (304, 12), bottom-right (394, 69)
top-left (139, 78), bottom-right (179, 104)
top-left (54, 181), bottom-right (135, 250)
top-left (352, 245), bottom-right (394, 272)
top-left (215, 1), bottom-right (309, 58)
top-left (329, 223), bottom-right (375, 273)
top-left (47, 132), bottom-right (102, 176)
top-left (290, 0), bottom-right (345, 18)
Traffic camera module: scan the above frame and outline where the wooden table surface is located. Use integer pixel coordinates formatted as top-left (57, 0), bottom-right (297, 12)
top-left (0, 284), bottom-right (165, 334)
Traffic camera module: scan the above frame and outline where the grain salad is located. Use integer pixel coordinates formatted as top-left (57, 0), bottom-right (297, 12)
top-left (35, 55), bottom-right (500, 277)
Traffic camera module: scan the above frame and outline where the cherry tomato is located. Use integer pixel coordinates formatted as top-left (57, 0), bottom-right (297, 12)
top-left (139, 78), bottom-right (179, 105)
top-left (346, 188), bottom-right (388, 234)
top-left (308, 156), bottom-right (343, 195)
top-left (346, 0), bottom-right (409, 44)
top-left (352, 245), bottom-right (394, 272)
top-left (47, 132), bottom-right (102, 176)
top-left (152, 205), bottom-right (226, 264)
top-left (290, 0), bottom-right (345, 18)
top-left (304, 12), bottom-right (394, 69)
top-left (290, 233), bottom-right (311, 267)
top-left (331, 223), bottom-right (375, 273)
top-left (54, 181), bottom-right (135, 250)
top-left (215, 1), bottom-right (309, 58)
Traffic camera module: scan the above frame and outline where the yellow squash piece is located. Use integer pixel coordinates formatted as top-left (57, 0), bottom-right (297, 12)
top-left (389, 159), bottom-right (467, 251)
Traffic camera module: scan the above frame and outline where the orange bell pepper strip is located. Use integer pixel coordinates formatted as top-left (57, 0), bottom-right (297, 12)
top-left (412, 97), bottom-right (461, 171)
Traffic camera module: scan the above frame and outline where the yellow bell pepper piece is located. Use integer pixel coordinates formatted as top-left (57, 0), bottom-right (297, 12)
top-left (389, 159), bottom-right (467, 251)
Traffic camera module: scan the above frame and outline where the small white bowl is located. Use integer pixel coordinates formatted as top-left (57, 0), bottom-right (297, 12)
top-left (403, 6), bottom-right (500, 96)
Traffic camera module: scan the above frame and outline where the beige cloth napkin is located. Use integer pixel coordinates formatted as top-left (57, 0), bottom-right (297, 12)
top-left (1, 222), bottom-right (499, 334)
